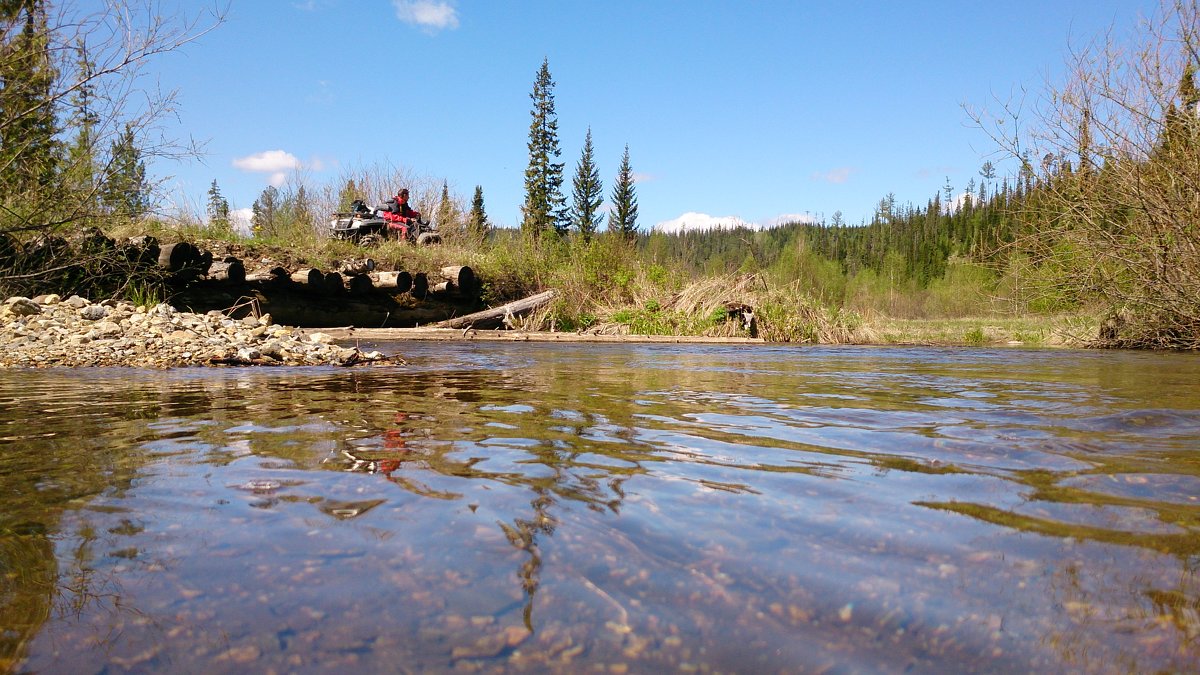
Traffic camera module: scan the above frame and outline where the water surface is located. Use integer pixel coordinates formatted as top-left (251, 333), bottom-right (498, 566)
top-left (1, 344), bottom-right (1198, 673)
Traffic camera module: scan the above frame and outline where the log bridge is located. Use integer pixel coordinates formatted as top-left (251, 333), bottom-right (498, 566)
top-left (128, 237), bottom-right (506, 329)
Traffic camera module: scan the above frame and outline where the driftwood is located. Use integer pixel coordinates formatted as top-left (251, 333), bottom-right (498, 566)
top-left (313, 326), bottom-right (764, 344)
top-left (372, 270), bottom-right (412, 293)
top-left (435, 289), bottom-right (556, 330)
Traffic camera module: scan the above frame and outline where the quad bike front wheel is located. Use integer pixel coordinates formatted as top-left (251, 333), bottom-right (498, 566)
top-left (358, 233), bottom-right (382, 247)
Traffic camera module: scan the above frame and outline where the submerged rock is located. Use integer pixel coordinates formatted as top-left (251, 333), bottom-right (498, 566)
top-left (0, 295), bottom-right (395, 368)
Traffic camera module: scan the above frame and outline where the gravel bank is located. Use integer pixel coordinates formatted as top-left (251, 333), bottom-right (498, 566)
top-left (1, 295), bottom-right (395, 368)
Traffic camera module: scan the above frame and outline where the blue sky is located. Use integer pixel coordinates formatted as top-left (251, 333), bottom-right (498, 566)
top-left (147, 0), bottom-right (1156, 231)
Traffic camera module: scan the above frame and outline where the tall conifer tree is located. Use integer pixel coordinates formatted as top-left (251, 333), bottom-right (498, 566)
top-left (570, 127), bottom-right (603, 241)
top-left (607, 144), bottom-right (638, 239)
top-left (522, 58), bottom-right (567, 237)
top-left (0, 0), bottom-right (60, 196)
top-left (99, 123), bottom-right (147, 219)
top-left (467, 185), bottom-right (489, 242)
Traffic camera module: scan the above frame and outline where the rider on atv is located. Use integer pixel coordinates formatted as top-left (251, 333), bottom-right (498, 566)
top-left (379, 188), bottom-right (422, 240)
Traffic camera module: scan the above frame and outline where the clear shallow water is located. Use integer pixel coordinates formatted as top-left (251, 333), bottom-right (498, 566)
top-left (1, 343), bottom-right (1198, 673)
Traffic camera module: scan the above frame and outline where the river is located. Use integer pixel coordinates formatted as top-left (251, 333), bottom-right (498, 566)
top-left (1, 343), bottom-right (1198, 673)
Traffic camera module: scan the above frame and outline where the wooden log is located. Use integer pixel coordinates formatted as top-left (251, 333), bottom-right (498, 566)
top-left (372, 270), bottom-right (412, 293)
top-left (440, 265), bottom-right (476, 293)
top-left (324, 271), bottom-right (346, 293)
top-left (157, 241), bottom-right (198, 272)
top-left (411, 272), bottom-right (429, 299)
top-left (208, 259), bottom-right (246, 283)
top-left (290, 268), bottom-right (325, 287)
top-left (348, 273), bottom-right (375, 294)
top-left (121, 235), bottom-right (159, 267)
top-left (246, 266), bottom-right (290, 283)
top-left (435, 289), bottom-right (556, 330)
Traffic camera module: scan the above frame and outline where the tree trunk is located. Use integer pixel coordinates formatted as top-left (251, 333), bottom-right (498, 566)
top-left (435, 289), bottom-right (556, 329)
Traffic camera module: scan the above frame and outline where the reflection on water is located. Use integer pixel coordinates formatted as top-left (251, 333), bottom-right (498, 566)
top-left (2, 344), bottom-right (1199, 672)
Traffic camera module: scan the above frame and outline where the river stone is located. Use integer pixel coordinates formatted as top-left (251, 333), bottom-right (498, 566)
top-left (80, 305), bottom-right (107, 320)
top-left (65, 295), bottom-right (89, 308)
top-left (5, 298), bottom-right (41, 316)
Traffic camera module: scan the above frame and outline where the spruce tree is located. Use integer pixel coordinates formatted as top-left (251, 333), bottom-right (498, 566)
top-left (206, 179), bottom-right (230, 231)
top-left (435, 180), bottom-right (454, 229)
top-left (607, 144), bottom-right (639, 239)
top-left (521, 58), bottom-right (567, 238)
top-left (252, 185), bottom-right (280, 237)
top-left (0, 0), bottom-right (60, 198)
top-left (570, 127), bottom-right (603, 241)
top-left (62, 41), bottom-right (99, 214)
top-left (467, 185), bottom-right (489, 242)
top-left (99, 123), bottom-right (148, 219)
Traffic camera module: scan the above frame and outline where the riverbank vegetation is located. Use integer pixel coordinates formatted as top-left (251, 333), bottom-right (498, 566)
top-left (2, 1), bottom-right (1197, 348)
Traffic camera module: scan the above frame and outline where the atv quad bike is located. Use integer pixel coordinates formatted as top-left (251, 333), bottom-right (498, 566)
top-left (329, 199), bottom-right (441, 246)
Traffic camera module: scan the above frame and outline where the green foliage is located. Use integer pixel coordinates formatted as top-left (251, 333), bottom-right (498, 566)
top-left (522, 58), bottom-right (567, 238)
top-left (98, 123), bottom-right (148, 220)
top-left (467, 185), bottom-right (489, 242)
top-left (607, 144), bottom-right (638, 239)
top-left (570, 127), bottom-right (603, 240)
top-left (963, 326), bottom-right (986, 346)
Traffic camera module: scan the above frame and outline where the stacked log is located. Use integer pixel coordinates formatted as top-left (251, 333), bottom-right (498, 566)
top-left (411, 272), bottom-right (429, 299)
top-left (208, 257), bottom-right (246, 283)
top-left (348, 273), bottom-right (375, 294)
top-left (323, 271), bottom-right (346, 294)
top-left (157, 241), bottom-right (211, 281)
top-left (290, 268), bottom-right (324, 288)
top-left (372, 270), bottom-right (412, 293)
top-left (246, 266), bottom-right (290, 284)
top-left (121, 236), bottom-right (160, 267)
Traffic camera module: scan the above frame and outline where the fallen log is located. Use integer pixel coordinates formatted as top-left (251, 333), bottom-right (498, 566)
top-left (435, 289), bottom-right (556, 330)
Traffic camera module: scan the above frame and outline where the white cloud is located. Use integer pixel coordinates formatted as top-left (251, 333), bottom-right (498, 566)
top-left (765, 212), bottom-right (819, 227)
top-left (229, 208), bottom-right (253, 236)
top-left (232, 150), bottom-right (302, 187)
top-left (810, 167), bottom-right (855, 184)
top-left (393, 0), bottom-right (459, 32)
top-left (654, 212), bottom-right (754, 234)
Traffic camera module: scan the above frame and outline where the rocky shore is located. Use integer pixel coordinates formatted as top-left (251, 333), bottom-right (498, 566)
top-left (0, 295), bottom-right (396, 368)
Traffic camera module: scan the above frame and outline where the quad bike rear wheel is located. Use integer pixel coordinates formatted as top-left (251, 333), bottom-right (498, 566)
top-left (416, 232), bottom-right (441, 246)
